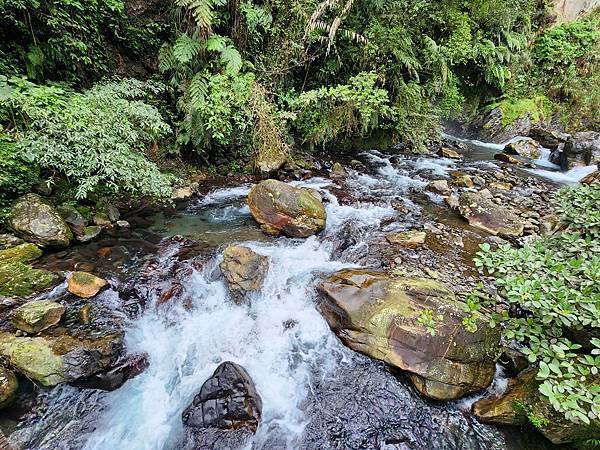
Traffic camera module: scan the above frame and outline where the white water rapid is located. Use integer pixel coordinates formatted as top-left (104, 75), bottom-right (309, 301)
top-left (83, 181), bottom-right (396, 450)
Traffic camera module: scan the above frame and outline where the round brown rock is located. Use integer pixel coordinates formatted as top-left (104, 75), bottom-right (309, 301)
top-left (67, 272), bottom-right (108, 298)
top-left (248, 179), bottom-right (326, 237)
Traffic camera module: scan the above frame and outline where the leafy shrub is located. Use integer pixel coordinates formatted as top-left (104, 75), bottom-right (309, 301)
top-left (472, 185), bottom-right (600, 425)
top-left (0, 0), bottom-right (166, 83)
top-left (1, 78), bottom-right (174, 199)
top-left (290, 72), bottom-right (393, 149)
top-left (0, 136), bottom-right (39, 224)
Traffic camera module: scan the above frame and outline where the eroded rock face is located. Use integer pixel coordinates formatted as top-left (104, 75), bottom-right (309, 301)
top-left (219, 246), bottom-right (269, 303)
top-left (561, 131), bottom-right (600, 169)
top-left (318, 269), bottom-right (500, 400)
top-left (11, 300), bottom-right (65, 333)
top-left (458, 192), bottom-right (524, 236)
top-left (473, 368), bottom-right (600, 444)
top-left (503, 138), bottom-right (542, 159)
top-left (182, 362), bottom-right (262, 449)
top-left (67, 272), bottom-right (108, 298)
top-left (9, 194), bottom-right (72, 248)
top-left (248, 179), bottom-right (326, 237)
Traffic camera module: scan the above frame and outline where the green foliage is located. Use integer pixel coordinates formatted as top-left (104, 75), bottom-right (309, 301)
top-left (1, 78), bottom-right (174, 200)
top-left (289, 72), bottom-right (393, 148)
top-left (0, 0), bottom-right (163, 84)
top-left (417, 308), bottom-right (444, 336)
top-left (490, 95), bottom-right (553, 127)
top-left (504, 15), bottom-right (600, 130)
top-left (0, 136), bottom-right (39, 224)
top-left (513, 400), bottom-right (551, 429)
top-left (472, 185), bottom-right (600, 425)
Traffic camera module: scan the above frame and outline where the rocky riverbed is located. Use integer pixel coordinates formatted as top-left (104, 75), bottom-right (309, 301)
top-left (0, 132), bottom-right (597, 449)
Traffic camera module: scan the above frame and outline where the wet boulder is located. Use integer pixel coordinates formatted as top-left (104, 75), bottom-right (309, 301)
top-left (473, 368), bottom-right (600, 444)
top-left (67, 272), bottom-right (108, 298)
top-left (219, 245), bottom-right (269, 303)
top-left (494, 153), bottom-right (520, 164)
top-left (0, 367), bottom-right (18, 409)
top-left (0, 331), bottom-right (123, 387)
top-left (503, 138), bottom-right (542, 159)
top-left (77, 225), bottom-right (102, 243)
top-left (318, 269), bottom-right (500, 400)
top-left (182, 362), bottom-right (262, 449)
top-left (0, 234), bottom-right (23, 250)
top-left (529, 126), bottom-right (569, 150)
top-left (9, 194), bottom-right (72, 248)
top-left (451, 173), bottom-right (474, 188)
top-left (248, 179), bottom-right (326, 237)
top-left (458, 192), bottom-right (524, 236)
top-left (0, 243), bottom-right (59, 298)
top-left (561, 131), bottom-right (600, 170)
top-left (254, 146), bottom-right (287, 177)
top-left (11, 300), bottom-right (65, 333)
top-left (57, 205), bottom-right (87, 237)
top-left (437, 147), bottom-right (461, 159)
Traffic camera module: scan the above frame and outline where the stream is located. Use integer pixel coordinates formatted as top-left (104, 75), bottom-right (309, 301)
top-left (8, 135), bottom-right (585, 450)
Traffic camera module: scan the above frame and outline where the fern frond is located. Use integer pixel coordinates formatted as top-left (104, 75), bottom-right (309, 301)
top-left (173, 34), bottom-right (202, 65)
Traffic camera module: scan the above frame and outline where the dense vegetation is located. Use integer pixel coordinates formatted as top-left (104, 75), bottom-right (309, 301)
top-left (4, 0), bottom-right (583, 206)
top-left (473, 184), bottom-right (600, 426)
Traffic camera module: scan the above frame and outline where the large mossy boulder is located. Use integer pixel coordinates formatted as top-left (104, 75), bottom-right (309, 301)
top-left (318, 269), bottom-right (500, 400)
top-left (473, 368), bottom-right (600, 444)
top-left (248, 179), bottom-right (326, 237)
top-left (0, 243), bottom-right (58, 297)
top-left (458, 192), bottom-right (524, 236)
top-left (0, 331), bottom-right (123, 387)
top-left (9, 194), bottom-right (72, 248)
top-left (11, 300), bottom-right (65, 333)
top-left (219, 245), bottom-right (269, 303)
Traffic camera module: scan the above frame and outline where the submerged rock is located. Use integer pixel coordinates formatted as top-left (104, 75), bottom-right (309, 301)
top-left (67, 272), bottom-right (108, 298)
top-left (0, 366), bottom-right (18, 409)
top-left (182, 361), bottom-right (262, 449)
top-left (318, 269), bottom-right (500, 400)
top-left (219, 245), bottom-right (269, 303)
top-left (11, 300), bottom-right (65, 333)
top-left (494, 153), bottom-right (520, 164)
top-left (9, 194), bottom-right (72, 248)
top-left (473, 368), bottom-right (600, 444)
top-left (458, 192), bottom-right (524, 236)
top-left (248, 179), bottom-right (326, 237)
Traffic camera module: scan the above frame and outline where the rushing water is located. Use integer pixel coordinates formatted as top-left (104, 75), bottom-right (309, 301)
top-left (10, 140), bottom-right (578, 450)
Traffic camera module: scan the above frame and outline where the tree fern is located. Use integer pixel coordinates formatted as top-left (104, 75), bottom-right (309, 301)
top-left (175, 0), bottom-right (226, 31)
